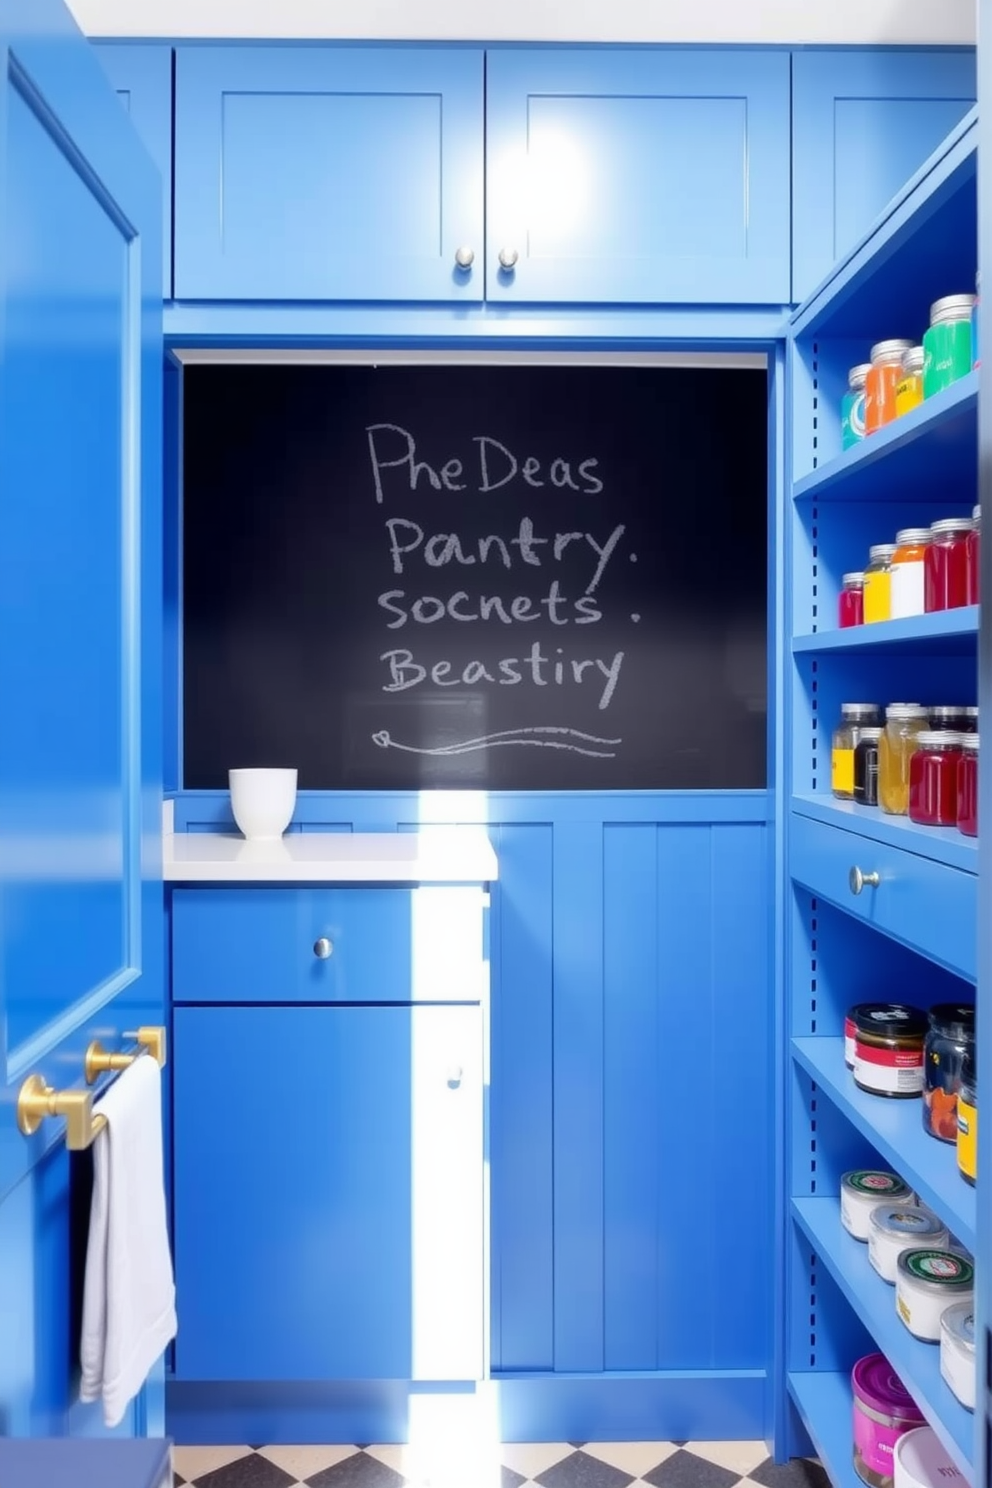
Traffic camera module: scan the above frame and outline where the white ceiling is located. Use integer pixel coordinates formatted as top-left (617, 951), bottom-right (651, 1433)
top-left (66, 0), bottom-right (976, 44)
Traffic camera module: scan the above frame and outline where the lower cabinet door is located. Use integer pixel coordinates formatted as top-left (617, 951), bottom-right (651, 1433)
top-left (172, 1003), bottom-right (484, 1381)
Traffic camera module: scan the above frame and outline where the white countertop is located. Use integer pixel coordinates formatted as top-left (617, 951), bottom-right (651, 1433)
top-left (163, 828), bottom-right (499, 884)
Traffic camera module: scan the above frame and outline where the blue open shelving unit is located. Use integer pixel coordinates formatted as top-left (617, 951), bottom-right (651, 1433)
top-left (784, 106), bottom-right (980, 1479)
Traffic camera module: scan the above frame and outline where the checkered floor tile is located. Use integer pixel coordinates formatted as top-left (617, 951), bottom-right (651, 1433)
top-left (172, 1442), bottom-right (831, 1488)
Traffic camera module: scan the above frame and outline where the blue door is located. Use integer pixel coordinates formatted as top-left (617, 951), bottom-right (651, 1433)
top-left (173, 46), bottom-right (484, 303)
top-left (0, 0), bottom-right (163, 1436)
top-left (484, 48), bottom-right (791, 305)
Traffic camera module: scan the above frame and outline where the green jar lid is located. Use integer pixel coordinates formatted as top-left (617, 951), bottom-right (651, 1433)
top-left (897, 1249), bottom-right (975, 1289)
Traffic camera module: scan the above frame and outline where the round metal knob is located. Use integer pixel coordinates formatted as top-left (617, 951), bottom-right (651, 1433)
top-left (498, 247), bottom-right (519, 271)
top-left (313, 937), bottom-right (334, 960)
top-left (849, 866), bottom-right (880, 896)
top-left (454, 246), bottom-right (475, 270)
top-left (447, 1065), bottom-right (464, 1088)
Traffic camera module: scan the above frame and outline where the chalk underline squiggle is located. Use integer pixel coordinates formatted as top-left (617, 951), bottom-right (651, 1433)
top-left (372, 725), bottom-right (622, 759)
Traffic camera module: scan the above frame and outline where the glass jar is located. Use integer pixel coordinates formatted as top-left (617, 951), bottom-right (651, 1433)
top-left (853, 1004), bottom-right (928, 1099)
top-left (842, 363), bottom-right (871, 449)
top-left (895, 345), bottom-right (924, 417)
top-left (833, 703), bottom-right (883, 800)
top-left (966, 505), bottom-right (980, 605)
top-left (928, 706), bottom-right (975, 733)
top-left (908, 731), bottom-right (965, 826)
top-left (890, 529), bottom-right (932, 618)
top-left (925, 517), bottom-right (973, 612)
top-left (839, 572), bottom-right (865, 628)
top-left (957, 1051), bottom-right (977, 1185)
top-left (879, 704), bottom-right (928, 816)
top-left (852, 1354), bottom-right (926, 1488)
top-left (923, 295), bottom-right (977, 397)
top-left (957, 734), bottom-right (978, 837)
top-left (863, 544), bottom-right (897, 624)
top-left (854, 728), bottom-right (882, 807)
top-left (866, 341), bottom-right (913, 433)
top-left (923, 1003), bottom-right (975, 1142)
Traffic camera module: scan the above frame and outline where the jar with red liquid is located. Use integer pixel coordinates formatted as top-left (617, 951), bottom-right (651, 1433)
top-left (925, 517), bottom-right (974, 612)
top-left (966, 505), bottom-right (980, 606)
top-left (909, 731), bottom-right (965, 826)
top-left (865, 340), bottom-right (913, 434)
top-left (839, 572), bottom-right (865, 627)
top-left (957, 734), bottom-right (978, 837)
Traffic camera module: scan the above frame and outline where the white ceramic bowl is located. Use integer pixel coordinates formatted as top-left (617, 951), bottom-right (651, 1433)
top-left (228, 767), bottom-right (298, 840)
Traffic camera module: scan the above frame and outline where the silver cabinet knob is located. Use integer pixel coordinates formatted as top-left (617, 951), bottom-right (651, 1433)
top-left (498, 247), bottom-right (519, 271)
top-left (313, 937), bottom-right (334, 959)
top-left (849, 867), bottom-right (880, 896)
top-left (454, 246), bottom-right (475, 270)
top-left (446, 1065), bottom-right (463, 1088)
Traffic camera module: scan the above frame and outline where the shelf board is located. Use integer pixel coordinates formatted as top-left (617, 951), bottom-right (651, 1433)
top-left (791, 1197), bottom-right (974, 1477)
top-left (787, 1372), bottom-right (864, 1488)
top-left (793, 374), bottom-right (977, 505)
top-left (791, 795), bottom-right (978, 876)
top-left (791, 1037), bottom-right (976, 1251)
top-left (793, 609), bottom-right (978, 655)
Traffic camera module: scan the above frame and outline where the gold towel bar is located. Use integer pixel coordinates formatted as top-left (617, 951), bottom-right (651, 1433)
top-left (16, 1026), bottom-right (167, 1152)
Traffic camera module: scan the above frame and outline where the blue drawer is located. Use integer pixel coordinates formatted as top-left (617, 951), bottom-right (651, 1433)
top-left (790, 813), bottom-right (975, 980)
top-left (171, 884), bottom-right (485, 1003)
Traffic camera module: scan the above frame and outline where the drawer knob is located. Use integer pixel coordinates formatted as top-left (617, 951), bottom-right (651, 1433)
top-left (447, 1065), bottom-right (463, 1088)
top-left (313, 937), bottom-right (334, 959)
top-left (454, 245), bottom-right (475, 270)
top-left (849, 866), bottom-right (880, 896)
top-left (498, 246), bottom-right (519, 271)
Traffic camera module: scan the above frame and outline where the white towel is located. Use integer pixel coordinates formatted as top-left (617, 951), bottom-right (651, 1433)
top-left (79, 1054), bottom-right (178, 1427)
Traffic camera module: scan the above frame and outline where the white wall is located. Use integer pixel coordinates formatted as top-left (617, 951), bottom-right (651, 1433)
top-left (67, 0), bottom-right (975, 44)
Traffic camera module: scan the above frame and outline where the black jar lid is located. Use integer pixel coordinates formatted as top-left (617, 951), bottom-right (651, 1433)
top-left (927, 1003), bottom-right (976, 1039)
top-left (851, 1003), bottom-right (928, 1038)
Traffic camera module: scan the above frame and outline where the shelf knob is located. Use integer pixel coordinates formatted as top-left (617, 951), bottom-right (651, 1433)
top-left (313, 937), bottom-right (334, 959)
top-left (849, 866), bottom-right (880, 895)
top-left (447, 1065), bottom-right (464, 1088)
top-left (454, 246), bottom-right (475, 270)
top-left (498, 246), bottom-right (519, 271)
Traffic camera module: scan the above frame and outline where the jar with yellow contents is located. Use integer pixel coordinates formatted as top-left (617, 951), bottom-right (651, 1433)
top-left (895, 345), bottom-right (924, 417)
top-left (879, 703), bottom-right (928, 815)
top-left (863, 544), bottom-right (897, 624)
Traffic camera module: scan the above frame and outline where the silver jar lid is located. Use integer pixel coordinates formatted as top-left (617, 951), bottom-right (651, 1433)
top-left (930, 294), bottom-right (977, 325)
top-left (868, 544), bottom-right (897, 562)
top-left (900, 345), bottom-right (925, 374)
top-left (895, 528), bottom-right (933, 546)
top-left (960, 734), bottom-right (980, 751)
top-left (930, 517), bottom-right (974, 536)
top-left (870, 339), bottom-right (913, 363)
top-left (848, 363), bottom-right (872, 388)
top-left (914, 730), bottom-right (966, 748)
top-left (886, 703), bottom-right (927, 719)
top-left (841, 572), bottom-right (865, 586)
top-left (842, 703), bottom-right (882, 718)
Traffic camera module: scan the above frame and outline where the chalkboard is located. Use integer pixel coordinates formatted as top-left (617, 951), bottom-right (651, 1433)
top-left (183, 364), bottom-right (767, 791)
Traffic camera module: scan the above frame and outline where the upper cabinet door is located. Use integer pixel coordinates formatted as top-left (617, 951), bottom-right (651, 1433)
top-left (173, 46), bottom-right (484, 303)
top-left (92, 43), bottom-right (174, 300)
top-left (792, 49), bottom-right (976, 304)
top-left (484, 48), bottom-right (791, 306)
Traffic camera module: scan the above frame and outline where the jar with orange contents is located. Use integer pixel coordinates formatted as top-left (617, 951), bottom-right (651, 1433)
top-left (865, 340), bottom-right (913, 434)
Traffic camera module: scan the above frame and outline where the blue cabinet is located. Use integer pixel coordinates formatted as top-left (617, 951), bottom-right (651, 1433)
top-left (173, 46), bottom-right (484, 303)
top-left (791, 49), bottom-right (976, 303)
top-left (172, 1002), bottom-right (484, 1382)
top-left (484, 48), bottom-right (791, 305)
top-left (91, 43), bottom-right (174, 300)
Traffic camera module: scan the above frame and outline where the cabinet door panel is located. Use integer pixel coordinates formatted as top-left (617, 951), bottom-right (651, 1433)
top-left (172, 1005), bottom-right (483, 1381)
top-left (790, 813), bottom-right (975, 980)
top-left (174, 46), bottom-right (484, 302)
top-left (485, 49), bottom-right (790, 305)
top-left (792, 49), bottom-right (976, 303)
top-left (171, 885), bottom-right (485, 1003)
top-left (92, 43), bottom-right (174, 299)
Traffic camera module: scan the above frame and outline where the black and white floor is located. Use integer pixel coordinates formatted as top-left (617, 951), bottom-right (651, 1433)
top-left (173, 1441), bottom-right (831, 1488)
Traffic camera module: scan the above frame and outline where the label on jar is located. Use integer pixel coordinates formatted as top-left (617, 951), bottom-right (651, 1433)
top-left (957, 1097), bottom-right (977, 1180)
top-left (890, 558), bottom-right (926, 619)
top-left (863, 570), bottom-right (891, 624)
top-left (853, 1402), bottom-right (909, 1476)
top-left (854, 1039), bottom-right (924, 1094)
top-left (832, 747), bottom-right (854, 796)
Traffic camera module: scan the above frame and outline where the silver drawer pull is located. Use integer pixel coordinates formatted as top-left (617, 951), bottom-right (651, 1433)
top-left (313, 937), bottom-right (334, 959)
top-left (447, 1065), bottom-right (463, 1088)
top-left (849, 866), bottom-right (880, 896)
